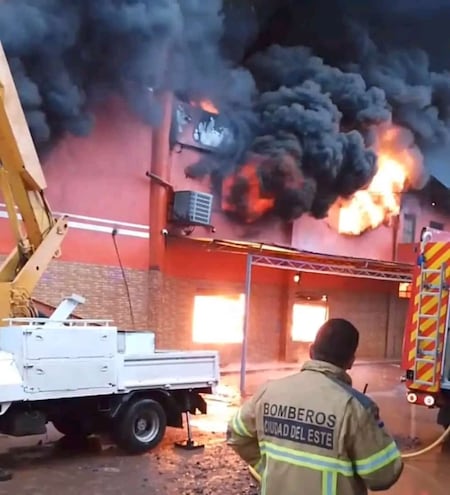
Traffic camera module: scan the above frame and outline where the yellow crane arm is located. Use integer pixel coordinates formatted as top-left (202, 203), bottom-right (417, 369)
top-left (0, 42), bottom-right (68, 323)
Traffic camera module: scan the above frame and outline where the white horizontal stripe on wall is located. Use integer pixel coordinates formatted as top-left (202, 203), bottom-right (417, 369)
top-left (0, 204), bottom-right (149, 239)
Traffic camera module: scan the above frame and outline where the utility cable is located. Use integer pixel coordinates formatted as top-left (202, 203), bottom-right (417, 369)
top-left (111, 229), bottom-right (136, 330)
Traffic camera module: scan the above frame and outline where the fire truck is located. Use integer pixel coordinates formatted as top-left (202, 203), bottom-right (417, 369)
top-left (402, 226), bottom-right (450, 427)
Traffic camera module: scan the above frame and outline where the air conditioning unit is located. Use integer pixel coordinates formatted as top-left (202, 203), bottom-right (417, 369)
top-left (171, 190), bottom-right (213, 227)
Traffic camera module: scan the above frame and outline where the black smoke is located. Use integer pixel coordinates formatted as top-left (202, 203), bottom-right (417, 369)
top-left (244, 47), bottom-right (391, 218)
top-left (2, 0), bottom-right (450, 224)
top-left (208, 0), bottom-right (450, 223)
top-left (0, 0), bottom-right (253, 153)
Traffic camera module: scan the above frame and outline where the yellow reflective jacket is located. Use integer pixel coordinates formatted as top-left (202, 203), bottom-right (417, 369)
top-left (227, 360), bottom-right (403, 495)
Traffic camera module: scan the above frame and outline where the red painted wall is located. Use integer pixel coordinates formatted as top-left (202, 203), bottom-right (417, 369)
top-left (396, 195), bottom-right (450, 264)
top-left (400, 194), bottom-right (450, 240)
top-left (1, 96), bottom-right (449, 269)
top-left (44, 98), bottom-right (151, 223)
top-left (1, 98), bottom-right (151, 269)
top-left (1, 99), bottom-right (290, 268)
top-left (291, 212), bottom-right (395, 261)
top-left (0, 215), bottom-right (149, 268)
top-left (168, 147), bottom-right (292, 246)
top-left (166, 238), bottom-right (399, 293)
top-left (291, 192), bottom-right (450, 262)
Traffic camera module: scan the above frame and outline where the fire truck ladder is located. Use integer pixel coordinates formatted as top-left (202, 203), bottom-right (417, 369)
top-left (413, 263), bottom-right (448, 387)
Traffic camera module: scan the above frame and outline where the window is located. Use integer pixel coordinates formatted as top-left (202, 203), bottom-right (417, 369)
top-left (192, 294), bottom-right (244, 344)
top-left (292, 302), bottom-right (328, 342)
top-left (402, 214), bottom-right (416, 243)
top-left (429, 221), bottom-right (444, 231)
top-left (398, 282), bottom-right (412, 299)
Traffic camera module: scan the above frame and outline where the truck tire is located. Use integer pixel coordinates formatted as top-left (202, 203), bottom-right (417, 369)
top-left (113, 398), bottom-right (167, 455)
top-left (52, 418), bottom-right (93, 438)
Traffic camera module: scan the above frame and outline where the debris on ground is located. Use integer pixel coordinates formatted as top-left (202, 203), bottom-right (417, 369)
top-left (0, 365), bottom-right (449, 494)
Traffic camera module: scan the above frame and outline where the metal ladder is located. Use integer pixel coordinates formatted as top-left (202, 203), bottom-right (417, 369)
top-left (413, 263), bottom-right (448, 387)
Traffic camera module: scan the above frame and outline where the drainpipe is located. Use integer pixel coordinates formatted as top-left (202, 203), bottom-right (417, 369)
top-left (149, 91), bottom-right (173, 271)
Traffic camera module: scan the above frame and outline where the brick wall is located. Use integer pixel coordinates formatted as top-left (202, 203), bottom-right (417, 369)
top-left (284, 286), bottom-right (409, 363)
top-left (1, 256), bottom-right (409, 365)
top-left (286, 290), bottom-right (408, 361)
top-left (149, 270), bottom-right (286, 366)
top-left (149, 270), bottom-right (408, 365)
top-left (386, 294), bottom-right (410, 359)
top-left (33, 259), bottom-right (150, 330)
top-left (328, 290), bottom-right (408, 358)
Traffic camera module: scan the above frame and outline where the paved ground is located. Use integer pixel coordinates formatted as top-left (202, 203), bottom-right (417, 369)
top-left (0, 362), bottom-right (449, 494)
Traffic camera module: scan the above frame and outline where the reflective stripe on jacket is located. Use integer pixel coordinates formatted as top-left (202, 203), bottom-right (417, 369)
top-left (226, 360), bottom-right (403, 495)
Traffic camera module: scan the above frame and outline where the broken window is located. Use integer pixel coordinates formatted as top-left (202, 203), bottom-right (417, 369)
top-left (402, 213), bottom-right (416, 243)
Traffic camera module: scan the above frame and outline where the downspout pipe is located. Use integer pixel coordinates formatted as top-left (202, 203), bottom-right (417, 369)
top-left (149, 92), bottom-right (173, 271)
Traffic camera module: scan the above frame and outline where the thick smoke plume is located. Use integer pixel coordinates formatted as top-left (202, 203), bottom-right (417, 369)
top-left (245, 46), bottom-right (390, 219)
top-left (0, 0), bottom-right (251, 152)
top-left (189, 0), bottom-right (450, 223)
top-left (2, 0), bottom-right (450, 225)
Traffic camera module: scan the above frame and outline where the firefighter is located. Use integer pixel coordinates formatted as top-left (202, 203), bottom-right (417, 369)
top-left (227, 318), bottom-right (403, 495)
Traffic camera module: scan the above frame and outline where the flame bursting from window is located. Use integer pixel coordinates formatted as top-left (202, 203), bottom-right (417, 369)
top-left (337, 125), bottom-right (424, 236)
top-left (221, 159), bottom-right (275, 223)
top-left (191, 99), bottom-right (219, 115)
top-left (190, 101), bottom-right (424, 234)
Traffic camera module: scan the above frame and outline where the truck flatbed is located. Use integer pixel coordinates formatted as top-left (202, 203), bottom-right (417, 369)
top-left (0, 317), bottom-right (219, 402)
top-left (0, 296), bottom-right (220, 455)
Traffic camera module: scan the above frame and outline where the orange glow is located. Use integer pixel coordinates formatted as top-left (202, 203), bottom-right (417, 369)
top-left (192, 294), bottom-right (244, 344)
top-left (337, 124), bottom-right (424, 236)
top-left (189, 387), bottom-right (240, 433)
top-left (189, 401), bottom-right (235, 434)
top-left (191, 99), bottom-right (219, 114)
top-left (291, 303), bottom-right (328, 342)
top-left (221, 160), bottom-right (275, 223)
top-left (398, 282), bottom-right (412, 299)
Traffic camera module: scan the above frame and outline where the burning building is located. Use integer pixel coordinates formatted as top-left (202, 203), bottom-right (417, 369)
top-left (1, 0), bottom-right (450, 377)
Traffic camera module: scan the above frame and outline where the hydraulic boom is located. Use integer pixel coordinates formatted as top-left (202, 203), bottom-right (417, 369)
top-left (0, 42), bottom-right (68, 322)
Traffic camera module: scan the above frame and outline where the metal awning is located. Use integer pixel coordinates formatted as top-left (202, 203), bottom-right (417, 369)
top-left (171, 235), bottom-right (414, 396)
top-left (172, 236), bottom-right (414, 282)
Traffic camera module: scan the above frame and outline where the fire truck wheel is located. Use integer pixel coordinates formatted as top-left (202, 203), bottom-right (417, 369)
top-left (113, 398), bottom-right (167, 455)
top-left (52, 418), bottom-right (93, 438)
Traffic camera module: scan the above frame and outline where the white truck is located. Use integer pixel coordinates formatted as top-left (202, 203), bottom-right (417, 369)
top-left (0, 295), bottom-right (220, 454)
top-left (0, 41), bottom-right (220, 461)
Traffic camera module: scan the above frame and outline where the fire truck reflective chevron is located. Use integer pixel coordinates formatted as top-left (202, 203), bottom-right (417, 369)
top-left (404, 236), bottom-right (450, 393)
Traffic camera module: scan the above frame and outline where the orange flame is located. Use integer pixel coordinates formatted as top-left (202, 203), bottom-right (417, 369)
top-left (337, 125), bottom-right (424, 236)
top-left (222, 160), bottom-right (275, 223)
top-left (191, 99), bottom-right (219, 114)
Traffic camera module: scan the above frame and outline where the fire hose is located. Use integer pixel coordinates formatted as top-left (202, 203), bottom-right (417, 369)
top-left (248, 425), bottom-right (450, 483)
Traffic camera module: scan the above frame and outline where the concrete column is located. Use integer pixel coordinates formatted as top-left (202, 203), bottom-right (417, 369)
top-left (148, 91), bottom-right (173, 339)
